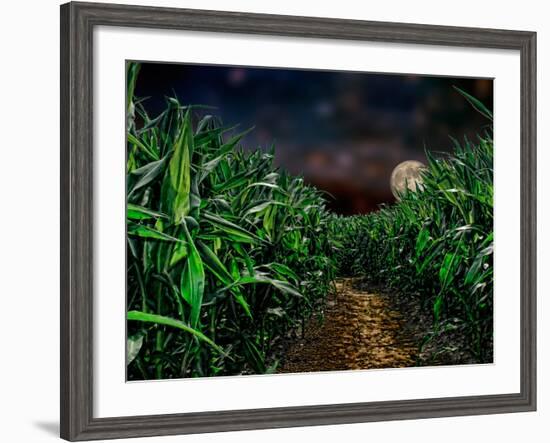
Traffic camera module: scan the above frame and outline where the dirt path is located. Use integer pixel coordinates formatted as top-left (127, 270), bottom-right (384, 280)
top-left (278, 278), bottom-right (418, 373)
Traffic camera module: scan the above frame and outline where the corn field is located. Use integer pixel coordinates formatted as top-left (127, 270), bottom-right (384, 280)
top-left (126, 62), bottom-right (493, 379)
top-left (126, 63), bottom-right (334, 379)
top-left (331, 90), bottom-right (493, 362)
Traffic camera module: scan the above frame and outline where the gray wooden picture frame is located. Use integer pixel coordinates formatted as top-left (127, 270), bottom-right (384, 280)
top-left (60, 1), bottom-right (537, 441)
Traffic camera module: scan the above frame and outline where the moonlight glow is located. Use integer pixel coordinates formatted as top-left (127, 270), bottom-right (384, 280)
top-left (390, 160), bottom-right (426, 199)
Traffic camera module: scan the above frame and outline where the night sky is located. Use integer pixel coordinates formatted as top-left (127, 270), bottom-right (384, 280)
top-left (133, 62), bottom-right (493, 214)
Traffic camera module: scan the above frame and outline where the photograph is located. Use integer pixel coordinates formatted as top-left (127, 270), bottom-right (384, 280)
top-left (125, 61), bottom-right (494, 381)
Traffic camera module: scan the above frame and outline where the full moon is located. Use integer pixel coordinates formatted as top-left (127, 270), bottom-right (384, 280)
top-left (390, 160), bottom-right (426, 199)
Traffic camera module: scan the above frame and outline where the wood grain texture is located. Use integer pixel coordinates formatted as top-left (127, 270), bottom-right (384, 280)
top-left (60, 2), bottom-right (537, 440)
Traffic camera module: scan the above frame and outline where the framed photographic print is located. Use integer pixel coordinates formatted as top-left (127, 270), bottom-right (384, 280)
top-left (60, 1), bottom-right (537, 441)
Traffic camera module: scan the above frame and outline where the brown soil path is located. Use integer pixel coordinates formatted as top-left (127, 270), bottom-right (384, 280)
top-left (278, 278), bottom-right (418, 373)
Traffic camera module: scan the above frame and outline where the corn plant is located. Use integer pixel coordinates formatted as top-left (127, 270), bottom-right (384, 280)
top-left (126, 62), bottom-right (334, 379)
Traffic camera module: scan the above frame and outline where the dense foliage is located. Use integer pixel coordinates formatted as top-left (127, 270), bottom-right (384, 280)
top-left (126, 63), bottom-right (333, 379)
top-left (331, 92), bottom-right (493, 362)
top-left (126, 61), bottom-right (494, 378)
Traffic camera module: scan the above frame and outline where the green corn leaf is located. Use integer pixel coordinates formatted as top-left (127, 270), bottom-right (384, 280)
top-left (415, 228), bottom-right (431, 256)
top-left (127, 311), bottom-right (225, 356)
top-left (203, 212), bottom-right (260, 243)
top-left (438, 243), bottom-right (463, 292)
top-left (233, 290), bottom-right (253, 319)
top-left (128, 156), bottom-right (168, 197)
top-left (266, 262), bottom-right (300, 282)
top-left (168, 239), bottom-right (188, 268)
top-left (233, 243), bottom-right (255, 276)
top-left (126, 332), bottom-right (144, 365)
top-left (180, 223), bottom-right (205, 328)
top-left (213, 175), bottom-right (250, 193)
top-left (235, 275), bottom-right (303, 298)
top-left (433, 295), bottom-right (444, 324)
top-left (196, 241), bottom-right (252, 318)
top-left (127, 132), bottom-right (159, 161)
top-left (126, 62), bottom-right (140, 113)
top-left (196, 241), bottom-right (233, 285)
top-left (453, 86), bottom-right (493, 121)
top-left (128, 223), bottom-right (181, 242)
top-left (127, 203), bottom-right (169, 220)
top-left (245, 200), bottom-right (286, 217)
top-left (242, 338), bottom-right (266, 373)
top-left (126, 62), bottom-right (141, 131)
top-left (161, 111), bottom-right (193, 224)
